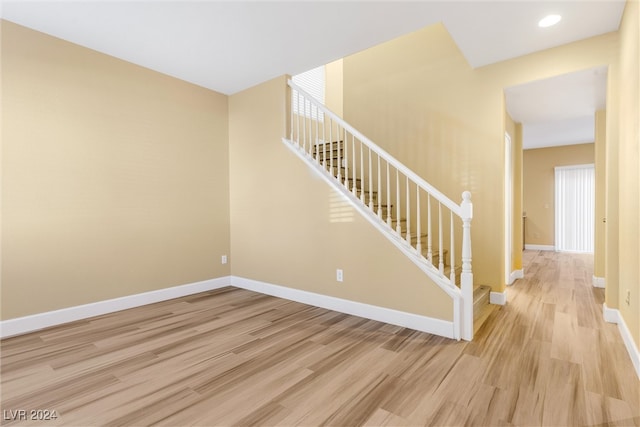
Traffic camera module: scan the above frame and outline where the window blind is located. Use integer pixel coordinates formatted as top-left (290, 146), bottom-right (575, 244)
top-left (292, 66), bottom-right (325, 121)
top-left (555, 164), bottom-right (595, 253)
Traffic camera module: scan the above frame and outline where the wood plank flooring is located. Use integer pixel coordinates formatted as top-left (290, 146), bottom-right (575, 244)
top-left (1, 251), bottom-right (639, 426)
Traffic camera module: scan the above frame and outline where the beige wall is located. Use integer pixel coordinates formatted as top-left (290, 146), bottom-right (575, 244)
top-left (228, 76), bottom-right (453, 321)
top-left (523, 144), bottom-right (595, 247)
top-left (325, 59), bottom-right (344, 117)
top-left (1, 21), bottom-right (231, 320)
top-left (613, 0), bottom-right (639, 348)
top-left (342, 23), bottom-right (616, 291)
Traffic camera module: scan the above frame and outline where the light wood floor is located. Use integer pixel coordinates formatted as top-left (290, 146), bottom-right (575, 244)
top-left (1, 251), bottom-right (638, 426)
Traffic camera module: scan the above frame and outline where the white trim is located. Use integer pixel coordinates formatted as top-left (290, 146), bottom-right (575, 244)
top-left (0, 277), bottom-right (231, 339)
top-left (231, 276), bottom-right (455, 339)
top-left (602, 302), bottom-right (618, 323)
top-left (592, 276), bottom-right (606, 288)
top-left (1, 275), bottom-right (458, 341)
top-left (505, 132), bottom-right (513, 287)
top-left (507, 269), bottom-right (524, 285)
top-left (603, 303), bottom-right (640, 379)
top-left (555, 163), bottom-right (596, 171)
top-left (524, 244), bottom-right (555, 251)
top-left (490, 291), bottom-right (507, 305)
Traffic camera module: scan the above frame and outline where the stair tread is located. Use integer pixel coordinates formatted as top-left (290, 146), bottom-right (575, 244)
top-left (421, 247), bottom-right (448, 254)
top-left (313, 140), bottom-right (344, 147)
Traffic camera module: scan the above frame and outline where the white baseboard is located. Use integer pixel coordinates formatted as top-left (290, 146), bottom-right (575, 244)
top-left (524, 244), bottom-right (555, 251)
top-left (602, 303), bottom-right (618, 323)
top-left (490, 291), bottom-right (507, 305)
top-left (0, 277), bottom-right (231, 339)
top-left (603, 303), bottom-right (640, 379)
top-left (1, 275), bottom-right (458, 341)
top-left (231, 276), bottom-right (455, 339)
top-left (507, 269), bottom-right (524, 285)
top-left (592, 276), bottom-right (606, 288)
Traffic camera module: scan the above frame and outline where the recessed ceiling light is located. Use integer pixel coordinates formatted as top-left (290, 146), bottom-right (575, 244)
top-left (538, 14), bottom-right (562, 28)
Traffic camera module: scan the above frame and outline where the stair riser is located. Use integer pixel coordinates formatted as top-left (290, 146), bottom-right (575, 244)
top-left (473, 286), bottom-right (491, 321)
top-left (346, 188), bottom-right (378, 203)
top-left (423, 251), bottom-right (447, 266)
top-left (313, 141), bottom-right (344, 149)
top-left (341, 178), bottom-right (362, 190)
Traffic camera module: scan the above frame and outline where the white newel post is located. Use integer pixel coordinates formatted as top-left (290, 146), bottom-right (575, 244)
top-left (460, 191), bottom-right (474, 341)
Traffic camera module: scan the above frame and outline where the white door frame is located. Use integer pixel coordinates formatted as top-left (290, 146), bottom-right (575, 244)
top-left (505, 132), bottom-right (514, 285)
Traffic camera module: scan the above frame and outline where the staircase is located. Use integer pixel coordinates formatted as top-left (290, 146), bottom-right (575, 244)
top-left (284, 80), bottom-right (489, 341)
top-left (313, 142), bottom-right (450, 271)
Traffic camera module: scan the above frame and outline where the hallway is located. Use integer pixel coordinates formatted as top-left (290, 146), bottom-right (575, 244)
top-left (470, 250), bottom-right (639, 425)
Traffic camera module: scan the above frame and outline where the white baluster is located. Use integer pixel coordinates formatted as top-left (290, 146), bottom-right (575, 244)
top-left (460, 191), bottom-right (473, 341)
top-left (427, 195), bottom-right (433, 263)
top-left (450, 211), bottom-right (455, 284)
top-left (329, 119), bottom-right (333, 175)
top-left (343, 129), bottom-right (348, 190)
top-left (322, 119), bottom-right (326, 167)
top-left (405, 176), bottom-right (411, 243)
top-left (290, 89), bottom-right (294, 141)
top-left (416, 188), bottom-right (422, 255)
top-left (296, 92), bottom-right (300, 147)
top-left (377, 155), bottom-right (382, 219)
top-left (336, 125), bottom-right (342, 182)
top-left (360, 141), bottom-right (364, 202)
top-left (315, 107), bottom-right (319, 163)
top-left (352, 135), bottom-right (357, 196)
top-left (386, 162), bottom-right (391, 227)
top-left (396, 169), bottom-right (401, 236)
top-left (439, 202), bottom-right (444, 275)
top-left (303, 99), bottom-right (307, 154)
top-left (368, 148), bottom-right (373, 210)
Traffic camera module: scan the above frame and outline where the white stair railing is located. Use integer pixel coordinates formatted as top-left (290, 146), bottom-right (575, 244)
top-left (284, 80), bottom-right (474, 341)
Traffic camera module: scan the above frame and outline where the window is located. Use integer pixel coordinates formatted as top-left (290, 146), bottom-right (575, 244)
top-left (555, 164), bottom-right (595, 253)
top-left (292, 66), bottom-right (325, 121)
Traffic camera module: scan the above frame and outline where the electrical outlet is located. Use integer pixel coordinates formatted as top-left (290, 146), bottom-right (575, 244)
top-left (221, 255), bottom-right (228, 265)
top-left (336, 269), bottom-right (343, 282)
top-left (626, 289), bottom-right (631, 305)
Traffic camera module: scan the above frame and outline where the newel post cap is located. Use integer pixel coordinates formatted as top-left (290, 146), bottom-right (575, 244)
top-left (461, 191), bottom-right (473, 220)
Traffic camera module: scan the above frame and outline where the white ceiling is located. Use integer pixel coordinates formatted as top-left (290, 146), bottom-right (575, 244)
top-left (506, 66), bottom-right (608, 149)
top-left (1, 1), bottom-right (625, 95)
top-left (1, 1), bottom-right (625, 149)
